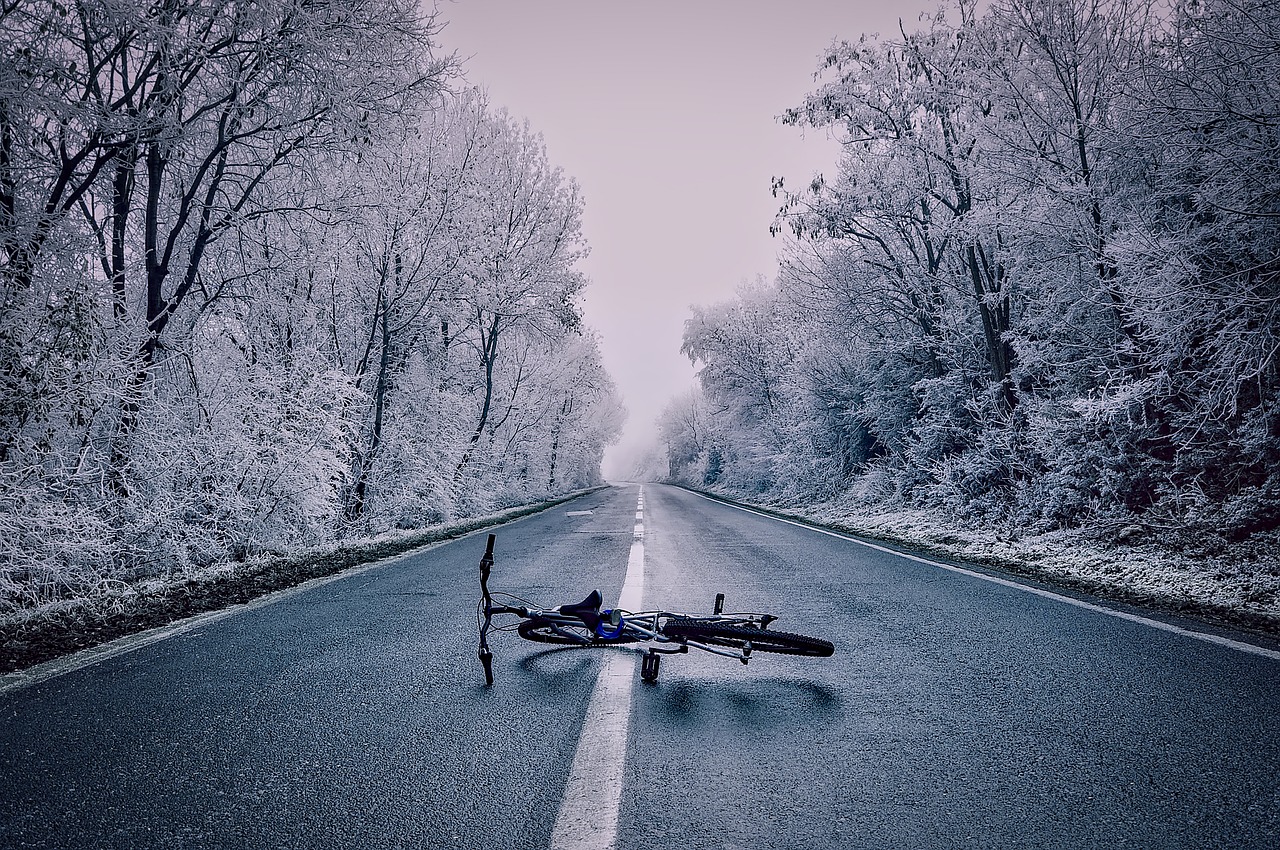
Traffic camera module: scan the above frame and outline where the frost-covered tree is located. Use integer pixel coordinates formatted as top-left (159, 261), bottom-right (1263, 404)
top-left (673, 0), bottom-right (1280, 542)
top-left (658, 387), bottom-right (716, 484)
top-left (0, 3), bottom-right (624, 612)
top-left (680, 279), bottom-right (797, 491)
top-left (1102, 0), bottom-right (1280, 531)
top-left (446, 107), bottom-right (589, 487)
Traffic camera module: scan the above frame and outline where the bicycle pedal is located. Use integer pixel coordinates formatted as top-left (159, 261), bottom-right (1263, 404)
top-left (641, 651), bottom-right (661, 682)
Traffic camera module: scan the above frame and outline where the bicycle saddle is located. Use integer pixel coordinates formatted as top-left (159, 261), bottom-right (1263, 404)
top-left (558, 589), bottom-right (603, 631)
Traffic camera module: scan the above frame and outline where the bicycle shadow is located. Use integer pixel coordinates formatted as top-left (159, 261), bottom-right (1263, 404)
top-left (477, 646), bottom-right (844, 732)
top-left (507, 645), bottom-right (629, 692)
top-left (636, 675), bottom-right (844, 731)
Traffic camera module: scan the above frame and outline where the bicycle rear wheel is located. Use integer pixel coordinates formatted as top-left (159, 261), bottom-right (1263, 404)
top-left (663, 619), bottom-right (834, 656)
top-left (517, 617), bottom-right (643, 646)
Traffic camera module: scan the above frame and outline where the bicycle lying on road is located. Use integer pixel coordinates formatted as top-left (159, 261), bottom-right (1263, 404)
top-left (476, 533), bottom-right (835, 684)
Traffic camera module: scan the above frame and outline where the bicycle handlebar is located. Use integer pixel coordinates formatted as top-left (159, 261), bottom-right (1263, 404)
top-left (478, 533), bottom-right (497, 685)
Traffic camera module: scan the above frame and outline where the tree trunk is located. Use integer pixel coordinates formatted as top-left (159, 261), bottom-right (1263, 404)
top-left (110, 146), bottom-right (138, 318)
top-left (346, 317), bottom-right (394, 522)
top-left (965, 241), bottom-right (1016, 411)
top-left (546, 395), bottom-right (572, 492)
top-left (455, 313), bottom-right (501, 480)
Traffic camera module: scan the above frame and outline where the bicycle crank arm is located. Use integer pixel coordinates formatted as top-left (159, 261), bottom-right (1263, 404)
top-left (681, 638), bottom-right (751, 663)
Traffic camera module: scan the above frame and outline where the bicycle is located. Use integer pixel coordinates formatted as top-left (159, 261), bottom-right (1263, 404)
top-left (475, 533), bottom-right (835, 684)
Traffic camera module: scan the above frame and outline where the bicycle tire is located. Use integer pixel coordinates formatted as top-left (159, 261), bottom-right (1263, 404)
top-left (517, 617), bottom-right (643, 646)
top-left (663, 619), bottom-right (834, 657)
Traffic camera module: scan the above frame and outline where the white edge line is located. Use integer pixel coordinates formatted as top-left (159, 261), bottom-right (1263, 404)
top-left (0, 526), bottom-right (497, 697)
top-left (688, 490), bottom-right (1280, 662)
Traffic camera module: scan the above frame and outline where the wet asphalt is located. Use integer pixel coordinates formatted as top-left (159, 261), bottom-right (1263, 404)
top-left (1, 483), bottom-right (1278, 849)
top-left (624, 486), bottom-right (1280, 849)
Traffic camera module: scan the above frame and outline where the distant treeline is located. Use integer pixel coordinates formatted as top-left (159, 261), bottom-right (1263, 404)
top-left (662, 0), bottom-right (1279, 542)
top-left (0, 1), bottom-right (622, 610)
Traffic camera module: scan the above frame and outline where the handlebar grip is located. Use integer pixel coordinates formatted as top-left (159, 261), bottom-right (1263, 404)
top-left (480, 533), bottom-right (495, 581)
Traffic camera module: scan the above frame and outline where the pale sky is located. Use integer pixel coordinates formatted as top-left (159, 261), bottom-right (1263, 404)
top-left (434, 0), bottom-right (940, 477)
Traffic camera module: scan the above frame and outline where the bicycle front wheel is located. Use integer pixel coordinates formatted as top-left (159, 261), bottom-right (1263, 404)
top-left (517, 617), bottom-right (643, 646)
top-left (663, 619), bottom-right (834, 657)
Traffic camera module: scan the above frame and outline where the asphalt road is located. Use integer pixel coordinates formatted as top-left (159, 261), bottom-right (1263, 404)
top-left (1, 483), bottom-right (1278, 849)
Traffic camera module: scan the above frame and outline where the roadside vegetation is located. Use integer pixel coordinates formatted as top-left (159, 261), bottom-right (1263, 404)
top-left (0, 2), bottom-right (623, 632)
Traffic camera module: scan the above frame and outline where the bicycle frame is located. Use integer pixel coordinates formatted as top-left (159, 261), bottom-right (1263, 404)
top-left (477, 532), bottom-right (827, 684)
top-left (511, 606), bottom-right (776, 661)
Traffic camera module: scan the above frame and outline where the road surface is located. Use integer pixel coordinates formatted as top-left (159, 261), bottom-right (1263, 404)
top-left (1, 483), bottom-right (1278, 848)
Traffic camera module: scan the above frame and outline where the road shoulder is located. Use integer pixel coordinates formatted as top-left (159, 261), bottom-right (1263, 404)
top-left (671, 483), bottom-right (1280, 641)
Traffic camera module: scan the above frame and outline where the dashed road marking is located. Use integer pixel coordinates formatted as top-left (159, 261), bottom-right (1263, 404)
top-left (550, 486), bottom-right (645, 850)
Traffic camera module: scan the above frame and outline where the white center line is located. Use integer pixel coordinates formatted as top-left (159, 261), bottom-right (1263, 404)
top-left (549, 486), bottom-right (645, 850)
